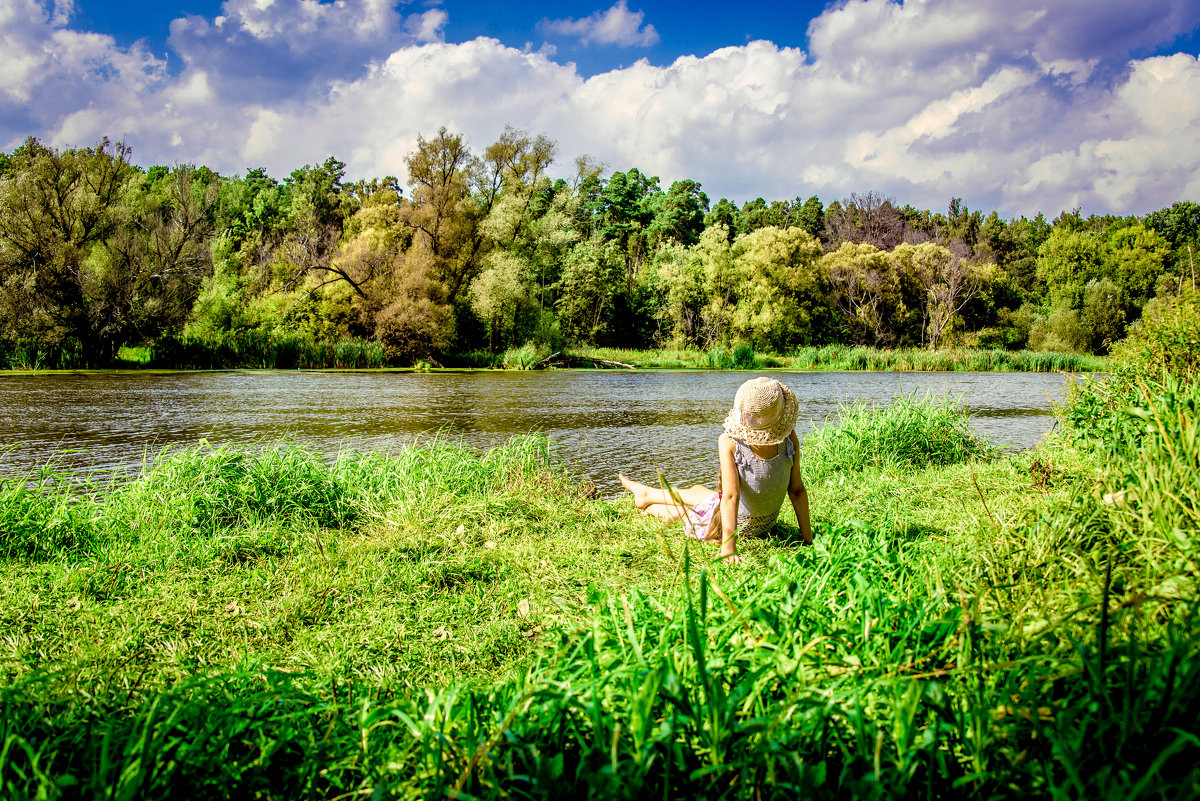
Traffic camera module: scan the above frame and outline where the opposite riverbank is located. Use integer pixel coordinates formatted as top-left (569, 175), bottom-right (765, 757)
top-left (1, 337), bottom-right (1107, 373)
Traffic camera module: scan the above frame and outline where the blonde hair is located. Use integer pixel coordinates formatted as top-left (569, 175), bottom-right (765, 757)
top-left (702, 471), bottom-right (723, 543)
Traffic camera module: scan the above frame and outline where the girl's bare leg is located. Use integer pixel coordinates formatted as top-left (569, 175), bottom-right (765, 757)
top-left (640, 502), bottom-right (688, 522)
top-left (619, 474), bottom-right (716, 512)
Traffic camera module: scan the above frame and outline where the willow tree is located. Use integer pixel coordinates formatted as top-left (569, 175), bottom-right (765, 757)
top-left (725, 225), bottom-right (830, 350)
top-left (822, 241), bottom-right (903, 346)
top-left (0, 138), bottom-right (215, 362)
top-left (891, 242), bottom-right (981, 350)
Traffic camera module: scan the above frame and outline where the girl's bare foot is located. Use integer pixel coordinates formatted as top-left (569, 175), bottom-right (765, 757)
top-left (618, 473), bottom-right (651, 509)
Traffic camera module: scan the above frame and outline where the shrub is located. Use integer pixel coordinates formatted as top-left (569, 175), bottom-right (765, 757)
top-left (1029, 305), bottom-right (1089, 353)
top-left (1112, 288), bottom-right (1200, 383)
top-left (1062, 288), bottom-right (1200, 449)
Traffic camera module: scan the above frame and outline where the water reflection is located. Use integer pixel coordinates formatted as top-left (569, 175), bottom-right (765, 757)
top-left (0, 369), bottom-right (1076, 494)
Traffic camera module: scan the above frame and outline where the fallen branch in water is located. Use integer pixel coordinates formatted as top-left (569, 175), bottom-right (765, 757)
top-left (535, 352), bottom-right (636, 370)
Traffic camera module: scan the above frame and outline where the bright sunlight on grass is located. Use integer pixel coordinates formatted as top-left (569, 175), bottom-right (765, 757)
top-left (2, 293), bottom-right (1197, 797)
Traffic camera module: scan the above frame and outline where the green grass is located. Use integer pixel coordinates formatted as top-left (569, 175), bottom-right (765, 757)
top-left (3, 339), bottom-right (1107, 373)
top-left (787, 344), bottom-right (1107, 372)
top-left (802, 392), bottom-right (992, 481)
top-left (149, 332), bottom-right (389, 369)
top-left (564, 345), bottom-right (1106, 372)
top-left (1, 380), bottom-right (1196, 798)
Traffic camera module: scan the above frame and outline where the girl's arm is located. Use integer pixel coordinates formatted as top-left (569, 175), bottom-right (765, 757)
top-left (716, 434), bottom-right (742, 563)
top-left (787, 430), bottom-right (813, 545)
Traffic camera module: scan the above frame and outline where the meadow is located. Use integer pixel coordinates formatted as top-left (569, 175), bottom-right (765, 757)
top-left (0, 292), bottom-right (1195, 799)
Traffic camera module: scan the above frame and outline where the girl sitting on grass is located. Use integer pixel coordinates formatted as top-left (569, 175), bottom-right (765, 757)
top-left (620, 376), bottom-right (813, 563)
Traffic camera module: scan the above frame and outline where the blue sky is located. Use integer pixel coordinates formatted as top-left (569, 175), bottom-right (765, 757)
top-left (73, 0), bottom-right (828, 76)
top-left (4, 0), bottom-right (1200, 215)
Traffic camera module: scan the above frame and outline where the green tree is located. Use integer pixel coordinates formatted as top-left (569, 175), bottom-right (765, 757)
top-left (645, 180), bottom-right (709, 247)
top-left (286, 156), bottom-right (350, 230)
top-left (891, 243), bottom-right (981, 349)
top-left (1080, 277), bottom-right (1127, 353)
top-left (821, 242), bottom-right (902, 346)
top-left (0, 138), bottom-right (213, 361)
top-left (403, 127), bottom-right (483, 304)
top-left (796, 196), bottom-right (825, 240)
top-left (649, 243), bottom-right (710, 347)
top-left (704, 198), bottom-right (742, 243)
top-left (99, 165), bottom-right (218, 344)
top-left (1036, 227), bottom-right (1101, 307)
top-left (723, 226), bottom-right (830, 350)
top-left (472, 132), bottom-right (571, 350)
top-left (1101, 222), bottom-right (1170, 308)
top-left (470, 250), bottom-right (536, 351)
top-left (1144, 201), bottom-right (1200, 285)
top-left (556, 238), bottom-right (624, 343)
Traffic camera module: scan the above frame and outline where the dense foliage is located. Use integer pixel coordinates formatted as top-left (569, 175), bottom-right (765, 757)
top-left (2, 134), bottom-right (1196, 367)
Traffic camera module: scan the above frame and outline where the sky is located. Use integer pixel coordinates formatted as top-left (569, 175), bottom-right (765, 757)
top-left (3, 0), bottom-right (1200, 217)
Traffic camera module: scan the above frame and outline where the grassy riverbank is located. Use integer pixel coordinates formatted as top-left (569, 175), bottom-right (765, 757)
top-left (3, 335), bottom-right (1105, 373)
top-left (2, 339), bottom-right (1196, 798)
top-left (559, 344), bottom-right (1107, 372)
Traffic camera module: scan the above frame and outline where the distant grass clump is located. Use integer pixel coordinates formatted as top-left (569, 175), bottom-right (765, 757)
top-left (149, 331), bottom-right (388, 369)
top-left (500, 343), bottom-right (547, 370)
top-left (802, 393), bottom-right (991, 480)
top-left (789, 344), bottom-right (1106, 373)
top-left (704, 342), bottom-right (759, 370)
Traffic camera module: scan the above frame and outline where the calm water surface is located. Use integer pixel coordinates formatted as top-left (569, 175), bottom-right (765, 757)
top-left (0, 370), bottom-right (1075, 494)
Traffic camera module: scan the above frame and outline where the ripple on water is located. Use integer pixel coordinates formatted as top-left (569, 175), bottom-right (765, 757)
top-left (0, 369), bottom-right (1074, 493)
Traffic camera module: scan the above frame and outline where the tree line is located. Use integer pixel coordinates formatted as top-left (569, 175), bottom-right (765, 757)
top-left (1, 131), bottom-right (1197, 366)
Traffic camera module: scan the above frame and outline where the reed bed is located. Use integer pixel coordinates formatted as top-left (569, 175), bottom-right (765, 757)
top-left (0, 378), bottom-right (1196, 798)
top-left (566, 345), bottom-right (1105, 373)
top-left (787, 345), bottom-right (1107, 373)
top-left (148, 332), bottom-right (388, 369)
top-left (0, 338), bottom-right (90, 370)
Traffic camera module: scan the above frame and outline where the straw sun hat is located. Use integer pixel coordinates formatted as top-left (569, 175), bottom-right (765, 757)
top-left (722, 377), bottom-right (799, 446)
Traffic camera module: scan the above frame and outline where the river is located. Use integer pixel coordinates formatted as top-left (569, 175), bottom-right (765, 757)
top-left (0, 369), bottom-right (1078, 494)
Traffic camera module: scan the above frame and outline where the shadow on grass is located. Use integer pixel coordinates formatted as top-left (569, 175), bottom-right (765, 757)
top-left (769, 517), bottom-right (946, 547)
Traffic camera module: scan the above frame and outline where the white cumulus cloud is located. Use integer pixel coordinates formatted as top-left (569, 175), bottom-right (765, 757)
top-left (3, 0), bottom-right (1200, 216)
top-left (539, 1), bottom-right (660, 48)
